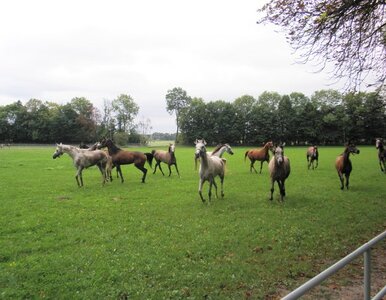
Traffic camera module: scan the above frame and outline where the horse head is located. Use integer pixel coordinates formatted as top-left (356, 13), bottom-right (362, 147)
top-left (376, 138), bottom-right (383, 149)
top-left (169, 143), bottom-right (175, 153)
top-left (273, 145), bottom-right (285, 165)
top-left (195, 139), bottom-right (207, 158)
top-left (345, 143), bottom-right (360, 155)
top-left (53, 143), bottom-right (64, 159)
top-left (224, 143), bottom-right (234, 155)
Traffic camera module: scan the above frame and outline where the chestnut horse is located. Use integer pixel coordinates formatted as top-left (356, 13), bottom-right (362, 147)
top-left (306, 145), bottom-right (319, 170)
top-left (99, 138), bottom-right (153, 183)
top-left (376, 138), bottom-right (386, 173)
top-left (335, 143), bottom-right (360, 190)
top-left (268, 144), bottom-right (290, 201)
top-left (245, 141), bottom-right (273, 173)
top-left (152, 144), bottom-right (180, 177)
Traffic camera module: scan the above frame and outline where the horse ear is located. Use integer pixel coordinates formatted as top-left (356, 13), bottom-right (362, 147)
top-left (194, 139), bottom-right (198, 145)
top-left (282, 142), bottom-right (286, 147)
top-left (203, 139), bottom-right (207, 145)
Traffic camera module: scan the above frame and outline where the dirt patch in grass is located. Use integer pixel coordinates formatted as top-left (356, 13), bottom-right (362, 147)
top-left (271, 244), bottom-right (386, 299)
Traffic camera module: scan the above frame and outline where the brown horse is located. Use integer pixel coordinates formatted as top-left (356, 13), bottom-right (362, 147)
top-left (376, 138), bottom-right (386, 173)
top-left (268, 144), bottom-right (290, 201)
top-left (99, 138), bottom-right (153, 183)
top-left (152, 144), bottom-right (180, 177)
top-left (335, 143), bottom-right (360, 190)
top-left (306, 145), bottom-right (319, 170)
top-left (245, 141), bottom-right (273, 173)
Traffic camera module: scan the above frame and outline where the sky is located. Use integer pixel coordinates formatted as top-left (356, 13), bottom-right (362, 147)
top-left (0, 0), bottom-right (348, 133)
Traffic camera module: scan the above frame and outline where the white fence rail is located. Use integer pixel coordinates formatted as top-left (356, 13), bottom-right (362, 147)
top-left (282, 230), bottom-right (386, 300)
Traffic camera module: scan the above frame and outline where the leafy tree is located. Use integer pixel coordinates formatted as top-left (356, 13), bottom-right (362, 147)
top-left (70, 97), bottom-right (98, 142)
top-left (166, 87), bottom-right (192, 143)
top-left (233, 95), bottom-right (257, 144)
top-left (258, 0), bottom-right (386, 90)
top-left (112, 94), bottom-right (139, 133)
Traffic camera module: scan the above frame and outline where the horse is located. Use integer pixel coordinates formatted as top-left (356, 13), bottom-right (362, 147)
top-left (375, 138), bottom-right (386, 173)
top-left (335, 143), bottom-right (360, 190)
top-left (245, 141), bottom-right (273, 173)
top-left (152, 144), bottom-right (180, 177)
top-left (268, 144), bottom-right (290, 202)
top-left (306, 145), bottom-right (319, 170)
top-left (52, 143), bottom-right (110, 187)
top-left (195, 143), bottom-right (234, 170)
top-left (195, 139), bottom-right (226, 203)
top-left (99, 138), bottom-right (153, 183)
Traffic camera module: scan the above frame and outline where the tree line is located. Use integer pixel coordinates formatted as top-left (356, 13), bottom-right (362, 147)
top-left (0, 89), bottom-right (385, 145)
top-left (175, 89), bottom-right (385, 145)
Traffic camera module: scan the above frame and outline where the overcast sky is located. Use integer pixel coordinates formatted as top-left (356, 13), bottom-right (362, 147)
top-left (0, 0), bottom-right (347, 133)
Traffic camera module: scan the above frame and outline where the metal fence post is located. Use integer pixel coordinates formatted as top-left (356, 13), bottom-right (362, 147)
top-left (364, 249), bottom-right (371, 300)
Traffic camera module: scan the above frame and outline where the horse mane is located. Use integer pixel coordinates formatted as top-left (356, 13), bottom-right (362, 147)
top-left (211, 144), bottom-right (224, 156)
top-left (105, 139), bottom-right (122, 154)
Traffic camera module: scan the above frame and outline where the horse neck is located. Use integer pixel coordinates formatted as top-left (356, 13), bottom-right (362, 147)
top-left (107, 141), bottom-right (121, 155)
top-left (342, 148), bottom-right (351, 163)
top-left (263, 143), bottom-right (270, 153)
top-left (63, 146), bottom-right (78, 160)
top-left (200, 151), bottom-right (209, 168)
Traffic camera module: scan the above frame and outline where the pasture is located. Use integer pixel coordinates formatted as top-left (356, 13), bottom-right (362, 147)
top-left (0, 145), bottom-right (385, 299)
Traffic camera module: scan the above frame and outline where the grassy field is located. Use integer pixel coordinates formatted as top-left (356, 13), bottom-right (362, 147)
top-left (0, 144), bottom-right (385, 299)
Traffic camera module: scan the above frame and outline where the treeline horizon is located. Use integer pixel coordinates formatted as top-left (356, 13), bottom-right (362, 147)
top-left (0, 89), bottom-right (385, 146)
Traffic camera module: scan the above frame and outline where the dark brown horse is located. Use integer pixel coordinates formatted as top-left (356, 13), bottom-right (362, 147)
top-left (152, 144), bottom-right (180, 177)
top-left (99, 138), bottom-right (153, 183)
top-left (268, 144), bottom-right (290, 201)
top-left (376, 138), bottom-right (386, 173)
top-left (335, 143), bottom-right (360, 190)
top-left (245, 141), bottom-right (273, 173)
top-left (306, 145), bottom-right (319, 170)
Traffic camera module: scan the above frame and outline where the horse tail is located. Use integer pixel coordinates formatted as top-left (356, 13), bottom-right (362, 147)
top-left (244, 150), bottom-right (249, 162)
top-left (145, 152), bottom-right (153, 168)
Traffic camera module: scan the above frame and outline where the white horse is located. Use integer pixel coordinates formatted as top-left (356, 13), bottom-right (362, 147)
top-left (53, 143), bottom-right (110, 187)
top-left (268, 144), bottom-right (290, 201)
top-left (195, 143), bottom-right (234, 170)
top-left (195, 139), bottom-right (226, 203)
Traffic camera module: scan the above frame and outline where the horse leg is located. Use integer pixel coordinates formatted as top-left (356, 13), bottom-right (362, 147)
top-left (219, 174), bottom-right (224, 198)
top-left (338, 172), bottom-right (344, 190)
top-left (315, 159), bottom-right (318, 169)
top-left (158, 163), bottom-right (165, 176)
top-left (117, 165), bottom-right (124, 183)
top-left (280, 180), bottom-right (286, 201)
top-left (198, 179), bottom-right (205, 203)
top-left (250, 160), bottom-right (257, 173)
top-left (379, 160), bottom-right (385, 172)
top-left (174, 163), bottom-right (180, 177)
top-left (208, 179), bottom-right (213, 202)
top-left (212, 178), bottom-right (219, 199)
top-left (135, 163), bottom-right (147, 183)
top-left (269, 179), bottom-right (275, 200)
top-left (259, 161), bottom-right (265, 174)
top-left (307, 156), bottom-right (310, 170)
top-left (168, 164), bottom-right (172, 177)
top-left (345, 173), bottom-right (350, 190)
top-left (76, 167), bottom-right (84, 187)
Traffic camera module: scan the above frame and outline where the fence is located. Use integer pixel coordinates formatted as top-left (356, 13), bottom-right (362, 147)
top-left (282, 230), bottom-right (386, 300)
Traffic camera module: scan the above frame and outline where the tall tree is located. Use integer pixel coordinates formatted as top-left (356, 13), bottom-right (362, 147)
top-left (258, 0), bottom-right (386, 90)
top-left (166, 87), bottom-right (191, 143)
top-left (112, 94), bottom-right (139, 133)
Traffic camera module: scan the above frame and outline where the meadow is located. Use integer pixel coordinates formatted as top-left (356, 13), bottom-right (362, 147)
top-left (0, 144), bottom-right (385, 299)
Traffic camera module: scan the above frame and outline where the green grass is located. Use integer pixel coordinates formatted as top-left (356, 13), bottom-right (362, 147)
top-left (0, 145), bottom-right (385, 299)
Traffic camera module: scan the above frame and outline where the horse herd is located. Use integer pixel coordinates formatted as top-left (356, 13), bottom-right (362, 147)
top-left (52, 138), bottom-right (386, 203)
